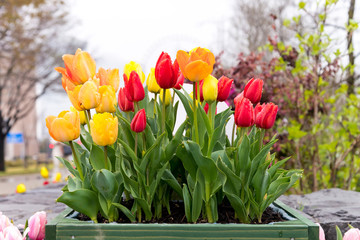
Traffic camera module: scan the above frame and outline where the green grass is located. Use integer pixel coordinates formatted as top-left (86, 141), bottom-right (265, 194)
top-left (0, 161), bottom-right (54, 177)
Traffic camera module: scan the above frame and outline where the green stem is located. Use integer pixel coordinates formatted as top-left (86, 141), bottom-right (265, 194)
top-left (259, 129), bottom-right (265, 150)
top-left (69, 141), bottom-right (84, 180)
top-left (104, 145), bottom-right (108, 170)
top-left (207, 101), bottom-right (214, 157)
top-left (231, 121), bottom-right (236, 147)
top-left (162, 89), bottom-right (166, 135)
top-left (137, 205), bottom-right (142, 223)
top-left (153, 93), bottom-right (157, 117)
top-left (205, 182), bottom-right (214, 223)
top-left (171, 89), bottom-right (175, 105)
top-left (134, 133), bottom-right (138, 157)
top-left (135, 101), bottom-right (140, 113)
top-left (142, 132), bottom-right (146, 153)
top-left (124, 190), bottom-right (131, 201)
top-left (193, 83), bottom-right (199, 144)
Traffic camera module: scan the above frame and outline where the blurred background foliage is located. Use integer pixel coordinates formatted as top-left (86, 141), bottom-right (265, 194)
top-left (215, 0), bottom-right (359, 193)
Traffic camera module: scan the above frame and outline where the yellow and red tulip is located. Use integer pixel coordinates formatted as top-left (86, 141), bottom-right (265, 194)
top-left (55, 48), bottom-right (96, 86)
top-left (45, 110), bottom-right (80, 142)
top-left (67, 79), bottom-right (101, 111)
top-left (95, 85), bottom-right (117, 113)
top-left (90, 112), bottom-right (118, 146)
top-left (96, 67), bottom-right (120, 92)
top-left (155, 52), bottom-right (179, 89)
top-left (70, 107), bottom-right (86, 125)
top-left (176, 47), bottom-right (215, 82)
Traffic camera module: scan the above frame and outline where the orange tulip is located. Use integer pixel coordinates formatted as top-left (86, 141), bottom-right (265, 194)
top-left (46, 110), bottom-right (80, 142)
top-left (176, 47), bottom-right (215, 82)
top-left (96, 67), bottom-right (120, 92)
top-left (95, 85), bottom-right (117, 113)
top-left (55, 48), bottom-right (96, 86)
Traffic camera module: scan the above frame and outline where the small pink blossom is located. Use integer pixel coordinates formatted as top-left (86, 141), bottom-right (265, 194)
top-left (0, 212), bottom-right (11, 232)
top-left (316, 223), bottom-right (326, 240)
top-left (343, 228), bottom-right (360, 240)
top-left (1, 225), bottom-right (23, 240)
top-left (28, 211), bottom-right (47, 240)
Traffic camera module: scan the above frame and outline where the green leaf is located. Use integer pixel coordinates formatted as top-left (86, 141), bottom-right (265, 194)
top-left (91, 169), bottom-right (118, 202)
top-left (176, 143), bottom-right (197, 180)
top-left (336, 226), bottom-right (343, 240)
top-left (299, 1), bottom-right (306, 9)
top-left (89, 144), bottom-right (110, 170)
top-left (174, 89), bottom-right (193, 122)
top-left (57, 189), bottom-right (99, 222)
top-left (182, 184), bottom-right (192, 223)
top-left (57, 157), bottom-right (79, 178)
top-left (162, 169), bottom-right (183, 197)
top-left (112, 203), bottom-right (136, 222)
top-left (118, 138), bottom-right (138, 163)
top-left (191, 181), bottom-right (203, 222)
top-left (80, 125), bottom-right (93, 150)
top-left (67, 176), bottom-right (82, 192)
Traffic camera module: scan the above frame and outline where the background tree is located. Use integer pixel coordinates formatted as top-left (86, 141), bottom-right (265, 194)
top-left (0, 0), bottom-right (85, 171)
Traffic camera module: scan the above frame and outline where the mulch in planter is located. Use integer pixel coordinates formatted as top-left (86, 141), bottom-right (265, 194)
top-left (76, 200), bottom-right (286, 224)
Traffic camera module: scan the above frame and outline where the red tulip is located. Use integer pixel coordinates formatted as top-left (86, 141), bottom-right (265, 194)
top-left (235, 98), bottom-right (255, 127)
top-left (118, 87), bottom-right (134, 112)
top-left (217, 76), bottom-right (233, 102)
top-left (204, 103), bottom-right (217, 114)
top-left (124, 71), bottom-right (145, 102)
top-left (243, 78), bottom-right (263, 104)
top-left (234, 92), bottom-right (244, 106)
top-left (174, 72), bottom-right (184, 90)
top-left (155, 52), bottom-right (179, 89)
top-left (194, 80), bottom-right (204, 102)
top-left (255, 102), bottom-right (278, 129)
top-left (131, 109), bottom-right (147, 133)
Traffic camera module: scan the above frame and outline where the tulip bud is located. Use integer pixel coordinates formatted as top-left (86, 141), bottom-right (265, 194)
top-left (234, 92), bottom-right (244, 107)
top-left (176, 47), bottom-right (215, 82)
top-left (316, 223), bottom-right (326, 240)
top-left (202, 75), bottom-right (218, 102)
top-left (160, 89), bottom-right (172, 106)
top-left (118, 87), bottom-right (134, 112)
top-left (255, 102), bottom-right (278, 129)
top-left (155, 52), bottom-right (178, 89)
top-left (194, 80), bottom-right (204, 102)
top-left (0, 212), bottom-right (12, 232)
top-left (96, 67), bottom-right (120, 92)
top-left (46, 110), bottom-right (80, 142)
top-left (243, 78), bottom-right (263, 104)
top-left (235, 98), bottom-right (255, 127)
top-left (16, 183), bottom-right (26, 193)
top-left (146, 68), bottom-right (161, 94)
top-left (54, 172), bottom-right (62, 182)
top-left (40, 167), bottom-right (49, 179)
top-left (217, 76), bottom-right (233, 102)
top-left (124, 61), bottom-right (145, 84)
top-left (131, 109), bottom-right (147, 133)
top-left (70, 107), bottom-right (86, 125)
top-left (343, 228), bottom-right (360, 240)
top-left (95, 85), bottom-right (117, 113)
top-left (1, 225), bottom-right (23, 240)
top-left (90, 113), bottom-right (118, 146)
top-left (204, 103), bottom-right (217, 114)
top-left (28, 211), bottom-right (47, 240)
top-left (174, 72), bottom-right (184, 90)
top-left (124, 71), bottom-right (145, 102)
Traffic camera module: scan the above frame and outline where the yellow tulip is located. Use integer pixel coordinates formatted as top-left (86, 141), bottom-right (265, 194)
top-left (176, 47), bottom-right (215, 82)
top-left (90, 112), bottom-right (118, 146)
top-left (160, 89), bottom-right (172, 106)
top-left (40, 167), bottom-right (49, 179)
top-left (70, 107), bottom-right (86, 125)
top-left (54, 172), bottom-right (62, 182)
top-left (95, 85), bottom-right (117, 113)
top-left (124, 61), bottom-right (146, 84)
top-left (202, 75), bottom-right (218, 102)
top-left (67, 79), bottom-right (101, 111)
top-left (45, 110), bottom-right (80, 142)
top-left (16, 183), bottom-right (26, 193)
top-left (96, 67), bottom-right (120, 92)
top-left (146, 68), bottom-right (161, 94)
top-left (56, 48), bottom-right (96, 85)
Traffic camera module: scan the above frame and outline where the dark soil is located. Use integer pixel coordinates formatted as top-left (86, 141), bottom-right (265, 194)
top-left (75, 200), bottom-right (287, 224)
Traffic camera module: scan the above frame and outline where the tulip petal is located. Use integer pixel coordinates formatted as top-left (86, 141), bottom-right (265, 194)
top-left (184, 60), bottom-right (212, 82)
top-left (176, 50), bottom-right (190, 79)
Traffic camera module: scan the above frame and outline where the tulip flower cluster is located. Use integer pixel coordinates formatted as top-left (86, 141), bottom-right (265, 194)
top-left (45, 47), bottom-right (301, 228)
top-left (0, 211), bottom-right (47, 240)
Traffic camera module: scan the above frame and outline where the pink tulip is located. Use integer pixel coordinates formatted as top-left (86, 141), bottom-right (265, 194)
top-left (1, 225), bottom-right (23, 240)
top-left (316, 223), bottom-right (326, 240)
top-left (343, 228), bottom-right (360, 240)
top-left (0, 212), bottom-right (11, 232)
top-left (28, 211), bottom-right (47, 240)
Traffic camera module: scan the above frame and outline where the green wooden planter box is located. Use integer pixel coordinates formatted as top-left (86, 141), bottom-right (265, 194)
top-left (46, 200), bottom-right (318, 240)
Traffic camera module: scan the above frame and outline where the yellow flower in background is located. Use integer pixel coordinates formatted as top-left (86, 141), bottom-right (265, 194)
top-left (55, 48), bottom-right (96, 85)
top-left (54, 172), bottom-right (62, 182)
top-left (202, 75), bottom-right (218, 102)
top-left (67, 79), bottom-right (101, 111)
top-left (95, 85), bottom-right (117, 113)
top-left (160, 89), bottom-right (172, 106)
top-left (16, 183), bottom-right (26, 193)
top-left (45, 110), bottom-right (80, 142)
top-left (96, 67), bottom-right (120, 92)
top-left (146, 68), bottom-right (161, 94)
top-left (176, 47), bottom-right (215, 82)
top-left (124, 61), bottom-right (146, 84)
top-left (90, 112), bottom-right (118, 146)
top-left (70, 107), bottom-right (86, 125)
top-left (40, 167), bottom-right (49, 179)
